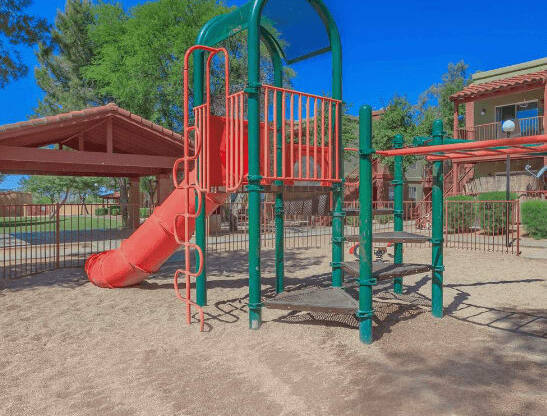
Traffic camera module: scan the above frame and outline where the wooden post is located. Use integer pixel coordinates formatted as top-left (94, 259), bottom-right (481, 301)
top-left (465, 101), bottom-right (474, 140)
top-left (55, 203), bottom-right (60, 268)
top-left (453, 102), bottom-right (459, 138)
top-left (452, 163), bottom-right (459, 195)
top-left (106, 117), bottom-right (113, 154)
top-left (543, 85), bottom-right (547, 134)
top-left (128, 177), bottom-right (141, 230)
top-left (78, 133), bottom-right (84, 151)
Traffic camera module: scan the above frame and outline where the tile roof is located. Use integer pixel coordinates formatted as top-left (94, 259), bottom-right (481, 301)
top-left (0, 103), bottom-right (182, 140)
top-left (450, 70), bottom-right (547, 102)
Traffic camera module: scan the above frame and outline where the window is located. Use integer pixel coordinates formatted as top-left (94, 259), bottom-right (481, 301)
top-left (495, 100), bottom-right (540, 137)
top-left (408, 185), bottom-right (417, 201)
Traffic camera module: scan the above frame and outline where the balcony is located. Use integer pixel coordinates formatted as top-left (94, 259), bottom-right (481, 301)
top-left (457, 116), bottom-right (544, 141)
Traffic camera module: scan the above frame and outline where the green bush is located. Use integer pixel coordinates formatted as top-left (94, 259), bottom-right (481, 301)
top-left (444, 195), bottom-right (475, 232)
top-left (477, 191), bottom-right (517, 234)
top-left (376, 214), bottom-right (393, 225)
top-left (95, 207), bottom-right (108, 216)
top-left (521, 200), bottom-right (547, 239)
top-left (109, 205), bottom-right (120, 215)
top-left (140, 207), bottom-right (152, 218)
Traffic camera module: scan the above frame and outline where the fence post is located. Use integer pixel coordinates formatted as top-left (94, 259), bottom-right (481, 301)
top-left (55, 203), bottom-right (60, 269)
top-left (357, 105), bottom-right (374, 344)
top-left (393, 134), bottom-right (404, 294)
top-left (431, 120), bottom-right (444, 318)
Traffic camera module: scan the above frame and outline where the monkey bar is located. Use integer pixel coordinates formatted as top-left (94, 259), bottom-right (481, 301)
top-left (376, 134), bottom-right (547, 160)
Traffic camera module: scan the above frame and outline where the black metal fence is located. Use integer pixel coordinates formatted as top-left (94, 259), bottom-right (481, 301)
top-left (1, 197), bottom-right (521, 280)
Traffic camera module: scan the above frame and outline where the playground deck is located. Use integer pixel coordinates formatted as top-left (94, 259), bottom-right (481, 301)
top-left (1, 246), bottom-right (545, 416)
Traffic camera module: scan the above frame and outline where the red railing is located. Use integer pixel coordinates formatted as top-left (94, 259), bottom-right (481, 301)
top-left (261, 85), bottom-right (342, 184)
top-left (457, 116), bottom-right (544, 141)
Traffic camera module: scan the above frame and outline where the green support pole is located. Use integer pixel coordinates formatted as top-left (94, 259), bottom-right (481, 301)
top-left (247, 9), bottom-right (262, 329)
top-left (193, 49), bottom-right (207, 307)
top-left (431, 120), bottom-right (444, 318)
top-left (357, 105), bottom-right (375, 344)
top-left (272, 53), bottom-right (284, 294)
top-left (393, 134), bottom-right (404, 294)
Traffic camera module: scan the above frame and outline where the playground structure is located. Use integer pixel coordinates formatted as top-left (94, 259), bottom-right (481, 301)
top-left (85, 0), bottom-right (547, 344)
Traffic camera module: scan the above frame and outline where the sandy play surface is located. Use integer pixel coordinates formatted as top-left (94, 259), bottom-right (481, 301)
top-left (1, 246), bottom-right (546, 416)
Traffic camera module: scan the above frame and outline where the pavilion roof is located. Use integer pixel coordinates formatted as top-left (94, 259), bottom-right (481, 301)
top-left (0, 103), bottom-right (185, 156)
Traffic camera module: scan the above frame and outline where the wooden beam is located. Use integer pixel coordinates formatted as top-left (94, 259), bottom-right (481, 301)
top-left (78, 133), bottom-right (84, 151)
top-left (106, 117), bottom-right (113, 153)
top-left (0, 145), bottom-right (177, 177)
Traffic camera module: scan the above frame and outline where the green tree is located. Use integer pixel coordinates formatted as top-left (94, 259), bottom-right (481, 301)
top-left (34, 0), bottom-right (102, 116)
top-left (416, 61), bottom-right (469, 137)
top-left (0, 0), bottom-right (49, 87)
top-left (139, 176), bottom-right (156, 207)
top-left (83, 0), bottom-right (226, 130)
top-left (372, 96), bottom-right (417, 172)
top-left (19, 175), bottom-right (72, 204)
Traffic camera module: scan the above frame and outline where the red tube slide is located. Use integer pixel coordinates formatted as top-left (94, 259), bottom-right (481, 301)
top-left (85, 176), bottom-right (226, 288)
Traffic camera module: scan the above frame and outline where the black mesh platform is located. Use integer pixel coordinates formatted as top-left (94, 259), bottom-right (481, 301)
top-left (331, 208), bottom-right (394, 217)
top-left (263, 286), bottom-right (358, 314)
top-left (342, 261), bottom-right (432, 281)
top-left (346, 231), bottom-right (430, 243)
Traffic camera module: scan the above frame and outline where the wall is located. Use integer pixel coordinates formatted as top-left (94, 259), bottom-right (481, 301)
top-left (473, 88), bottom-right (544, 126)
top-left (0, 191), bottom-right (32, 217)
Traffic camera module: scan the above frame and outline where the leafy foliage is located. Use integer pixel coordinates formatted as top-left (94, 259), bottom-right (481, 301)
top-left (19, 174), bottom-right (110, 204)
top-left (477, 191), bottom-right (517, 234)
top-left (444, 195), bottom-right (475, 232)
top-left (416, 61), bottom-right (469, 137)
top-left (34, 0), bottom-right (104, 116)
top-left (0, 0), bottom-right (49, 87)
top-left (372, 96), bottom-right (417, 172)
top-left (521, 200), bottom-right (547, 239)
top-left (83, 0), bottom-right (226, 130)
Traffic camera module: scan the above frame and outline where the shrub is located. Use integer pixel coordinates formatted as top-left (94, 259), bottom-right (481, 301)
top-left (140, 207), bottom-right (152, 218)
top-left (109, 205), bottom-right (120, 215)
top-left (376, 214), bottom-right (393, 225)
top-left (95, 207), bottom-right (108, 216)
top-left (444, 195), bottom-right (475, 233)
top-left (477, 191), bottom-right (517, 234)
top-left (521, 200), bottom-right (547, 239)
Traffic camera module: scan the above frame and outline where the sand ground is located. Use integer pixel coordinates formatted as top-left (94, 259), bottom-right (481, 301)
top-left (1, 246), bottom-right (545, 416)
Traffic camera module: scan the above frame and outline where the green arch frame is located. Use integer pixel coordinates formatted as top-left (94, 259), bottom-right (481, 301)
top-left (192, 1), bottom-right (344, 330)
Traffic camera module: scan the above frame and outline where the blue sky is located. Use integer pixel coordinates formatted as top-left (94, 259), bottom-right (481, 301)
top-left (1, 0), bottom-right (546, 189)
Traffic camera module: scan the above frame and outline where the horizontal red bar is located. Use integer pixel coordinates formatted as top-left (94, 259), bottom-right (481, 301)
top-left (376, 134), bottom-right (547, 158)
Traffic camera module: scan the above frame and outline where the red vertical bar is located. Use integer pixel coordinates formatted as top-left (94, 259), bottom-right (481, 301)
top-left (281, 91), bottom-right (286, 178)
top-left (290, 94), bottom-right (294, 179)
top-left (515, 199), bottom-right (520, 256)
top-left (335, 102), bottom-right (340, 180)
top-left (298, 94), bottom-right (303, 179)
top-left (239, 94), bottom-right (244, 185)
top-left (306, 96), bottom-right (310, 179)
top-left (273, 88), bottom-right (278, 179)
top-left (263, 87), bottom-right (269, 179)
top-left (328, 101), bottom-right (332, 181)
top-left (313, 98), bottom-right (318, 179)
top-left (321, 100), bottom-right (325, 179)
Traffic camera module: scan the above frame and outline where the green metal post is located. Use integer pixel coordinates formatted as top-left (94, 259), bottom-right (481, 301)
top-left (431, 120), bottom-right (444, 318)
top-left (393, 134), bottom-right (404, 294)
top-left (247, 6), bottom-right (263, 329)
top-left (273, 56), bottom-right (284, 294)
top-left (193, 49), bottom-right (207, 307)
top-left (330, 27), bottom-right (344, 288)
top-left (357, 105), bottom-right (375, 344)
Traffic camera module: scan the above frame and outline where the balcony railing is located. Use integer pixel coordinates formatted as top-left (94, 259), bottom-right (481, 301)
top-left (457, 116), bottom-right (544, 141)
